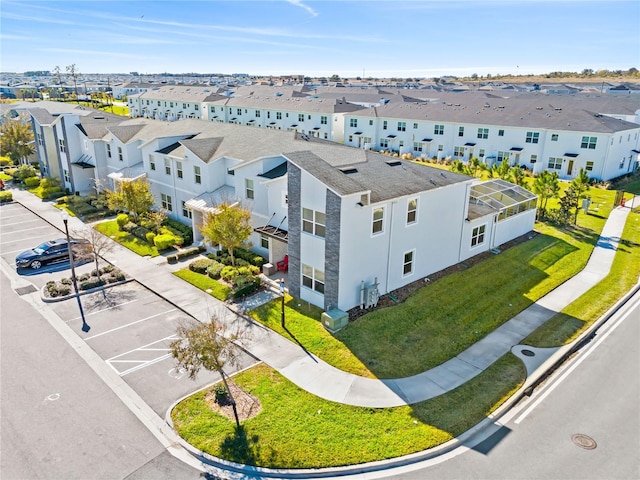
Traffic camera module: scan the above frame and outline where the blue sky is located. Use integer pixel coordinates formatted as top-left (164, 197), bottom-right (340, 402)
top-left (1, 0), bottom-right (638, 78)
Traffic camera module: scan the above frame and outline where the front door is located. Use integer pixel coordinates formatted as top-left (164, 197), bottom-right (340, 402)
top-left (567, 159), bottom-right (574, 176)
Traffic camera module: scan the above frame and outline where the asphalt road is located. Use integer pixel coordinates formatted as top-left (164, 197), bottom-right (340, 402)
top-left (389, 290), bottom-right (640, 480)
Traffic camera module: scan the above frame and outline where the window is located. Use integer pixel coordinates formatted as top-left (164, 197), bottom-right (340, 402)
top-left (369, 120), bottom-right (374, 126)
top-left (438, 144), bottom-right (443, 152)
top-left (551, 134), bottom-right (559, 141)
top-left (458, 126), bottom-right (464, 137)
top-left (255, 110), bottom-right (261, 118)
top-left (619, 158), bottom-right (625, 169)
top-left (298, 114), bottom-right (304, 122)
top-left (350, 118), bottom-right (358, 128)
top-left (149, 155), bottom-right (156, 171)
top-left (372, 207), bottom-right (384, 235)
top-left (175, 161), bottom-right (183, 179)
top-left (164, 158), bottom-right (171, 175)
top-left (471, 225), bottom-right (486, 247)
top-left (63, 169), bottom-right (70, 183)
top-left (413, 123), bottom-right (418, 129)
top-left (498, 129), bottom-right (504, 137)
top-left (321, 116), bottom-right (327, 125)
top-left (407, 198), bottom-right (417, 224)
top-left (413, 142), bottom-right (423, 152)
top-left (479, 149), bottom-right (485, 158)
top-left (403, 250), bottom-right (414, 276)
top-left (380, 139), bottom-right (389, 148)
top-left (348, 135), bottom-right (353, 143)
top-left (383, 120), bottom-right (388, 130)
top-left (194, 165), bottom-right (201, 184)
top-left (245, 178), bottom-right (254, 199)
top-left (454, 146), bottom-right (465, 157)
top-left (276, 112), bottom-right (282, 120)
top-left (182, 201), bottom-right (192, 219)
top-left (477, 128), bottom-right (489, 139)
top-left (302, 264), bottom-right (325, 294)
top-left (548, 157), bottom-right (562, 169)
top-left (118, 147), bottom-right (123, 161)
top-left (161, 193), bottom-right (172, 211)
top-left (586, 161), bottom-right (594, 171)
top-left (525, 131), bottom-right (540, 144)
top-left (58, 139), bottom-right (66, 153)
top-left (530, 154), bottom-right (537, 164)
top-left (260, 235), bottom-right (269, 249)
top-left (398, 121), bottom-right (406, 132)
top-left (106, 144), bottom-right (112, 158)
top-left (302, 208), bottom-right (326, 237)
top-left (497, 151), bottom-right (509, 163)
top-left (434, 124), bottom-right (444, 135)
top-left (194, 104), bottom-right (199, 111)
top-left (581, 136), bottom-right (597, 149)
top-left (237, 108), bottom-right (242, 115)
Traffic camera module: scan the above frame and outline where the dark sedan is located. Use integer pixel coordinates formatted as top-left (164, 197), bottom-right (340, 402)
top-left (16, 238), bottom-right (90, 270)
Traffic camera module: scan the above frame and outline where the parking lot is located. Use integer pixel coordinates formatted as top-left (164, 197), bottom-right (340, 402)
top-left (1, 201), bottom-right (258, 416)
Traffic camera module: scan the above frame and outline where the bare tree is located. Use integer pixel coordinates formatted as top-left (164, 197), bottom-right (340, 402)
top-left (72, 225), bottom-right (116, 275)
top-left (66, 64), bottom-right (80, 103)
top-left (170, 316), bottom-right (250, 427)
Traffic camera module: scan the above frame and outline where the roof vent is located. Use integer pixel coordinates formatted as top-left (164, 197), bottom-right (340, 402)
top-left (386, 160), bottom-right (402, 167)
top-left (340, 167), bottom-right (358, 174)
top-left (429, 178), bottom-right (436, 185)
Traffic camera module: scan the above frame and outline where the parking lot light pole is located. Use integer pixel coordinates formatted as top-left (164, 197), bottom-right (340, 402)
top-left (279, 279), bottom-right (285, 328)
top-left (61, 210), bottom-right (89, 332)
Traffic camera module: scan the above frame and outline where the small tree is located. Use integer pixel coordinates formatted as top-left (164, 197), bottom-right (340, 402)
top-left (66, 64), bottom-right (80, 103)
top-left (570, 168), bottom-right (591, 224)
top-left (170, 317), bottom-right (250, 427)
top-left (532, 170), bottom-right (560, 220)
top-left (556, 185), bottom-right (580, 225)
top-left (0, 120), bottom-right (35, 164)
top-left (72, 225), bottom-right (115, 276)
top-left (199, 202), bottom-right (253, 267)
top-left (105, 178), bottom-right (155, 222)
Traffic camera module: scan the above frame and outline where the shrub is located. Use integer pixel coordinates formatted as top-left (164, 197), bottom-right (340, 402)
top-left (100, 265), bottom-right (115, 274)
top-left (0, 191), bottom-right (12, 203)
top-left (56, 285), bottom-right (71, 297)
top-left (153, 234), bottom-right (175, 250)
top-left (121, 221), bottom-right (137, 233)
top-left (145, 231), bottom-right (156, 244)
top-left (213, 383), bottom-right (228, 403)
top-left (80, 278), bottom-right (105, 291)
top-left (189, 258), bottom-right (215, 274)
top-left (232, 275), bottom-right (262, 298)
top-left (159, 226), bottom-right (184, 246)
top-left (220, 265), bottom-right (239, 282)
top-left (164, 218), bottom-right (193, 245)
top-left (0, 157), bottom-right (12, 167)
top-left (206, 261), bottom-right (224, 279)
top-left (61, 277), bottom-right (73, 285)
top-left (130, 225), bottom-right (151, 241)
top-left (110, 270), bottom-right (126, 282)
top-left (23, 176), bottom-right (41, 187)
top-left (116, 213), bottom-right (129, 228)
top-left (78, 273), bottom-right (91, 282)
top-left (41, 187), bottom-right (64, 199)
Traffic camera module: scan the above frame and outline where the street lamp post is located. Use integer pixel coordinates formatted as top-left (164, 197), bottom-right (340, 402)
top-left (279, 279), bottom-right (285, 328)
top-left (61, 211), bottom-right (90, 333)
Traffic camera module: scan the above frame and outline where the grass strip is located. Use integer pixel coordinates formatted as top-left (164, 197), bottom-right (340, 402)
top-left (524, 207), bottom-right (640, 346)
top-left (172, 355), bottom-right (525, 469)
top-left (172, 269), bottom-right (231, 301)
top-left (94, 220), bottom-right (159, 257)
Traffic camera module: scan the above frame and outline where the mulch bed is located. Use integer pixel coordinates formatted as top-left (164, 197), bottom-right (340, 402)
top-left (204, 381), bottom-right (262, 422)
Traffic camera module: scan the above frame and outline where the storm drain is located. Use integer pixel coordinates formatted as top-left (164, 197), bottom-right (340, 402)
top-left (571, 434), bottom-right (597, 450)
top-left (521, 349), bottom-right (535, 357)
top-left (15, 285), bottom-right (37, 296)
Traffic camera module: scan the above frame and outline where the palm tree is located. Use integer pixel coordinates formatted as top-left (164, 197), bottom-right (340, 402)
top-left (532, 170), bottom-right (560, 220)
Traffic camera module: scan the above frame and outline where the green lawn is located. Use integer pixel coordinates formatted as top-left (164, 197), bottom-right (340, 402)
top-left (172, 269), bottom-right (231, 301)
top-left (524, 206), bottom-right (640, 346)
top-left (94, 220), bottom-right (159, 257)
top-left (172, 355), bottom-right (525, 469)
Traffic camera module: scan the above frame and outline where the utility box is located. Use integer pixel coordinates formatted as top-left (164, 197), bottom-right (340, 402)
top-left (321, 308), bottom-right (349, 333)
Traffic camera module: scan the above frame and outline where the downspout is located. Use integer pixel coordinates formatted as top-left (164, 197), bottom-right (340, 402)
top-left (458, 182), bottom-right (472, 262)
top-left (384, 200), bottom-right (396, 295)
top-left (599, 133), bottom-right (612, 181)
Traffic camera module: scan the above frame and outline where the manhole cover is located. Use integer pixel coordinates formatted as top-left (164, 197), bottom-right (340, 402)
top-left (572, 434), bottom-right (597, 450)
top-left (521, 349), bottom-right (535, 357)
top-left (15, 285), bottom-right (37, 296)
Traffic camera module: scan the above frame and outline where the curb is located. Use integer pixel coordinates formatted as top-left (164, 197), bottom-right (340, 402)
top-left (164, 281), bottom-right (640, 478)
top-left (40, 278), bottom-right (134, 303)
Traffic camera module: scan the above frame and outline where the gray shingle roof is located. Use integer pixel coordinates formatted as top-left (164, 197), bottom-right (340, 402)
top-left (285, 150), bottom-right (472, 203)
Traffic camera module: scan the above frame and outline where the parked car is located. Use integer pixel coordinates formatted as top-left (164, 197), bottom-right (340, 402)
top-left (15, 238), bottom-right (90, 270)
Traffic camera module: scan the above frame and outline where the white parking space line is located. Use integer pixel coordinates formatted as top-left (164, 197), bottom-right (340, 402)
top-left (0, 218), bottom-right (45, 227)
top-left (81, 294), bottom-right (160, 318)
top-left (0, 226), bottom-right (57, 236)
top-left (83, 309), bottom-right (177, 340)
top-left (106, 335), bottom-right (179, 376)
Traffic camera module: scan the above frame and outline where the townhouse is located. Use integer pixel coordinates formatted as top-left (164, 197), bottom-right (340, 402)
top-left (24, 102), bottom-right (536, 316)
top-left (128, 86), bottom-right (640, 182)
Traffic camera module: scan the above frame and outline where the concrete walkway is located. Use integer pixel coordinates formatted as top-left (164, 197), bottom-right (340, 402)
top-left (9, 188), bottom-right (635, 407)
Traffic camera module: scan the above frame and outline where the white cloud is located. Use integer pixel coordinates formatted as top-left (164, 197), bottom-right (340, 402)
top-left (286, 0), bottom-right (319, 17)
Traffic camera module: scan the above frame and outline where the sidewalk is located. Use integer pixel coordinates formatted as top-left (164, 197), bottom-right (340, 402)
top-left (10, 188), bottom-right (634, 407)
